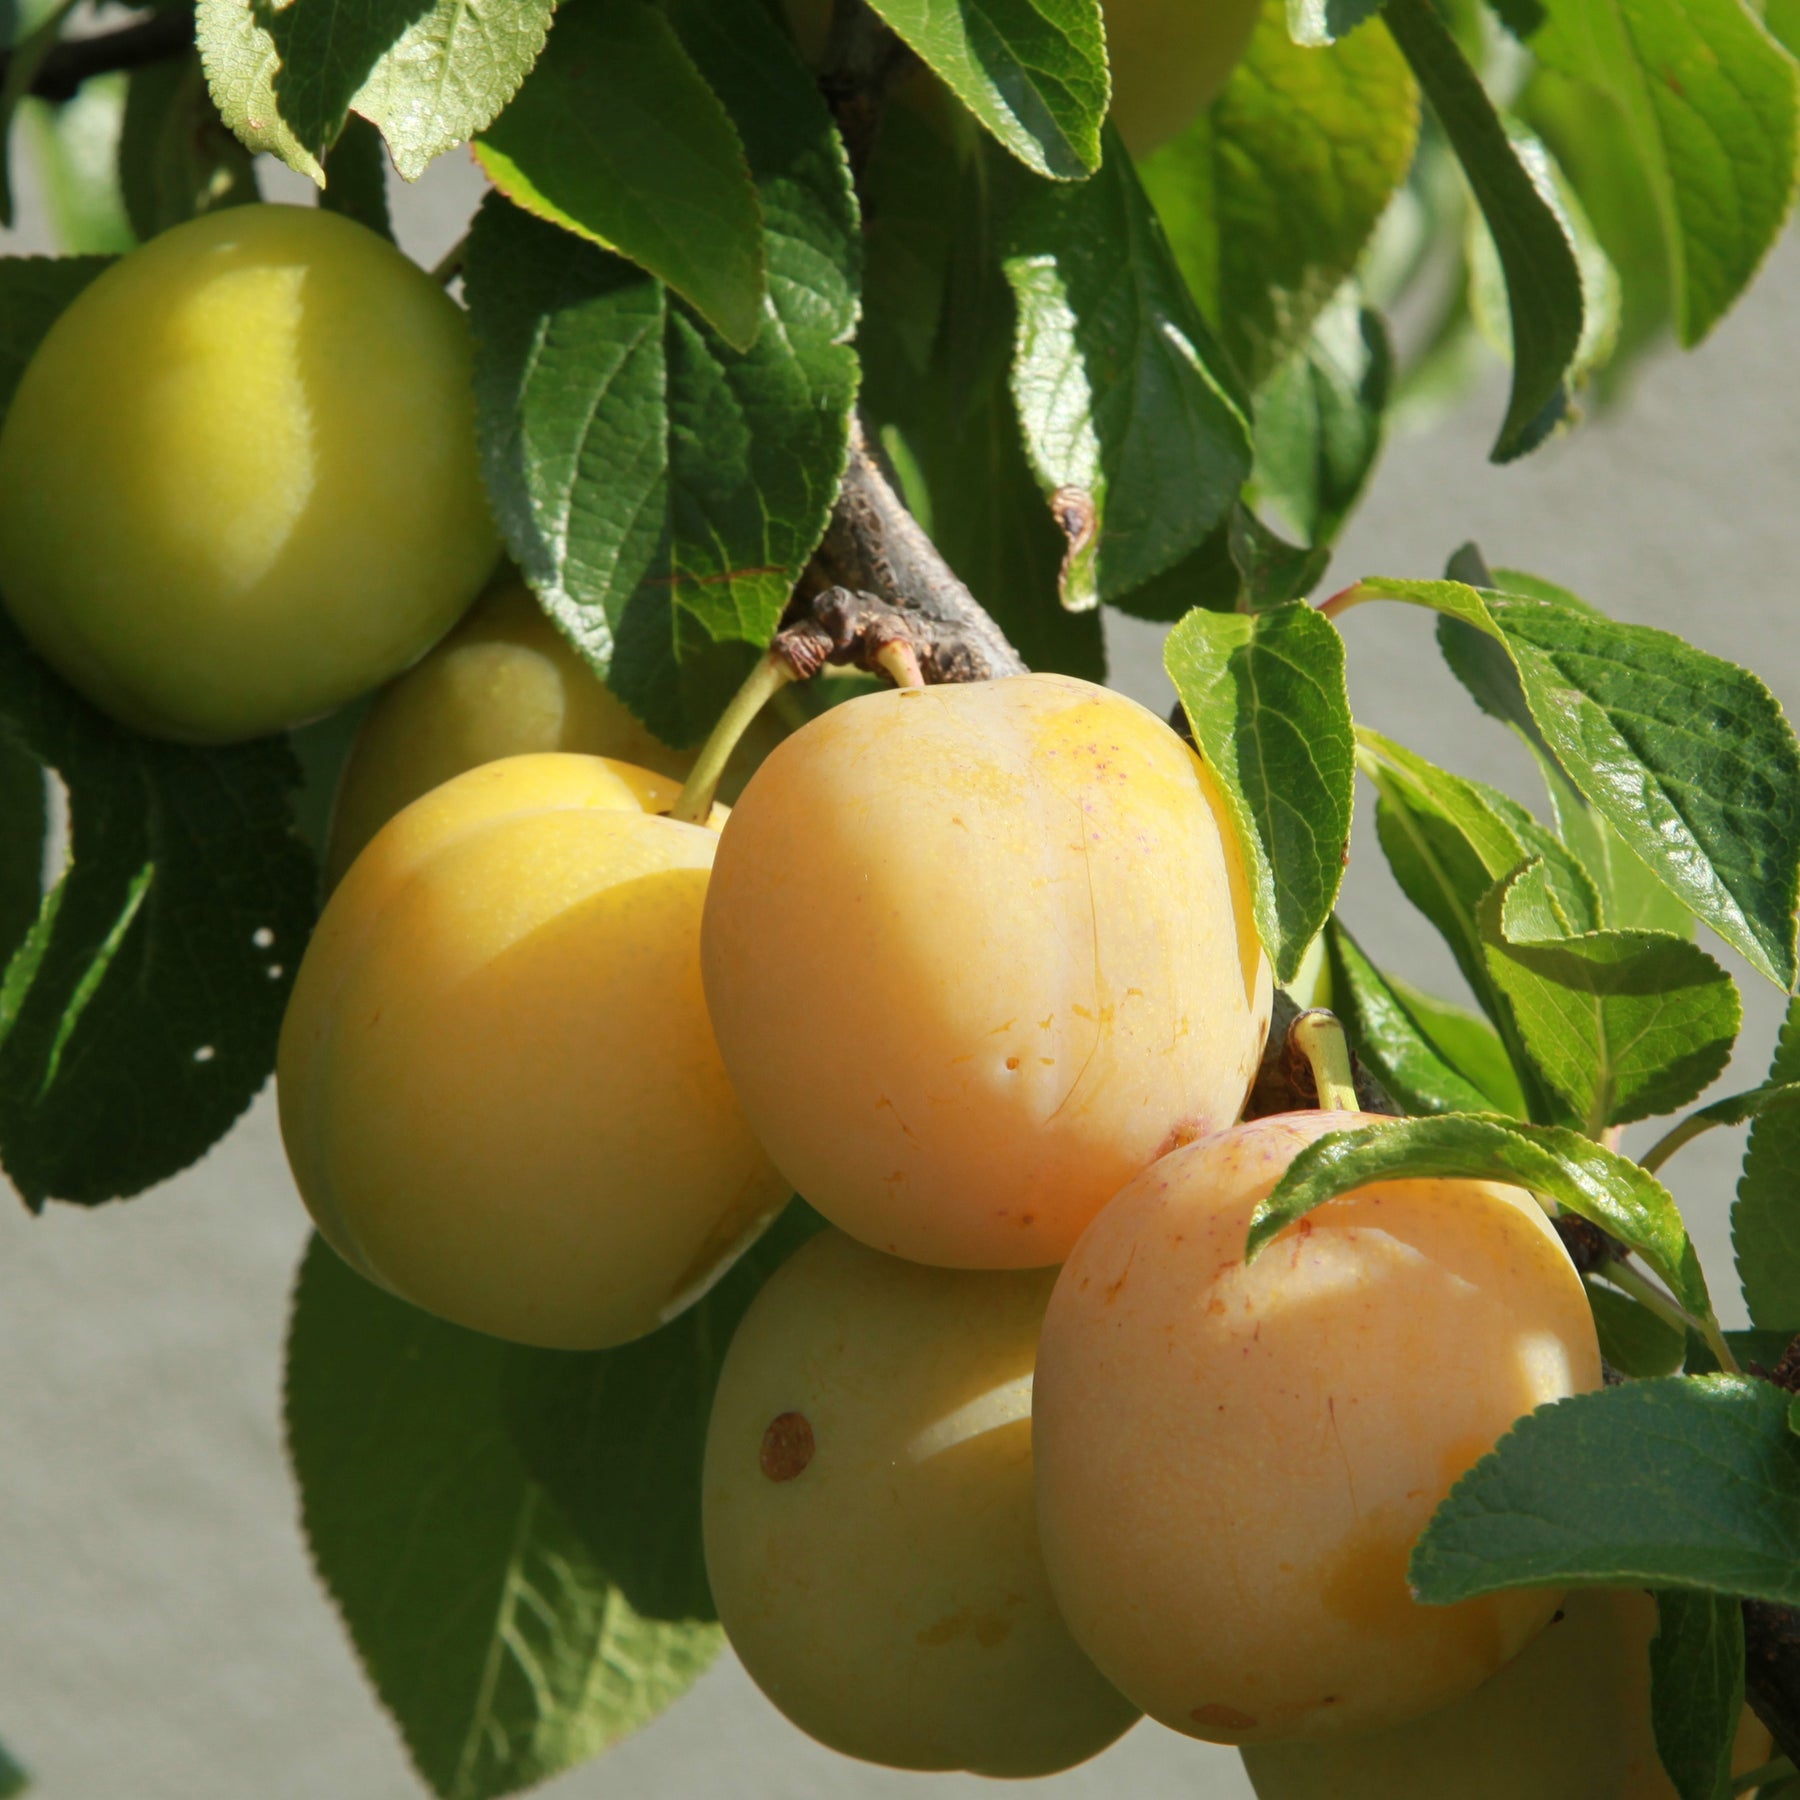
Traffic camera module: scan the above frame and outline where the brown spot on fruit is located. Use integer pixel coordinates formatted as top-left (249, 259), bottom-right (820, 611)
top-left (1190, 1703), bottom-right (1258, 1733)
top-left (760, 1411), bottom-right (815, 1481)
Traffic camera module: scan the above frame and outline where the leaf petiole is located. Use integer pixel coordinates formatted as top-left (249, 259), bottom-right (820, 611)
top-left (1600, 1259), bottom-right (1740, 1377)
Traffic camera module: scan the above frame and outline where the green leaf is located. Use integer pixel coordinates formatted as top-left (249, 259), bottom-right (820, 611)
top-left (1522, 0), bottom-right (1800, 347)
top-left (1411, 1376), bottom-right (1800, 1607)
top-left (0, 612), bottom-right (317, 1205)
top-left (119, 49), bottom-right (257, 243)
top-left (999, 133), bottom-right (1252, 611)
top-left (0, 0), bottom-right (76, 228)
top-left (198, 0), bottom-right (556, 183)
top-left (1140, 0), bottom-right (1418, 388)
top-left (1246, 1112), bottom-right (1708, 1316)
top-left (1383, 0), bottom-right (1585, 460)
top-left (1585, 1278), bottom-right (1686, 1377)
top-left (1163, 604), bottom-right (1351, 984)
top-left (0, 1735), bottom-right (26, 1797)
top-left (316, 112), bottom-right (391, 240)
top-left (1287, 0), bottom-right (1386, 48)
top-left (22, 79), bottom-right (135, 254)
top-left (289, 1226), bottom-right (744, 1800)
top-left (1227, 505), bottom-right (1329, 609)
top-left (1736, 996), bottom-right (1800, 1331)
top-left (1479, 860), bottom-right (1741, 1132)
top-left (1650, 1589), bottom-right (1744, 1800)
top-left (0, 736), bottom-right (43, 972)
top-left (1355, 577), bottom-right (1800, 989)
top-left (860, 133), bottom-right (1105, 680)
top-left (466, 0), bottom-right (859, 744)
top-left (863, 0), bottom-right (1107, 180)
top-left (1249, 291), bottom-right (1392, 549)
top-left (474, 0), bottom-right (765, 352)
top-left (1327, 920), bottom-right (1526, 1115)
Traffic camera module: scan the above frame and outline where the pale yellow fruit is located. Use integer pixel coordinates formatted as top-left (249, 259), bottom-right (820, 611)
top-left (0, 203), bottom-right (498, 741)
top-left (700, 673), bottom-right (1271, 1269)
top-left (1243, 1588), bottom-right (1772, 1798)
top-left (1107, 0), bottom-right (1264, 157)
top-left (702, 1227), bottom-right (1141, 1775)
top-left (1033, 1108), bottom-right (1603, 1743)
top-left (324, 576), bottom-right (783, 884)
top-left (278, 752), bottom-right (787, 1349)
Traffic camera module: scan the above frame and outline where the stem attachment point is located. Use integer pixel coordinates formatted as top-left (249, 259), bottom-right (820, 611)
top-left (1289, 1010), bottom-right (1360, 1114)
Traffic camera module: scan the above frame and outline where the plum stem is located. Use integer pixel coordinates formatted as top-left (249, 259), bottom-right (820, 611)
top-left (671, 653), bottom-right (795, 826)
top-left (1289, 1010), bottom-right (1359, 1113)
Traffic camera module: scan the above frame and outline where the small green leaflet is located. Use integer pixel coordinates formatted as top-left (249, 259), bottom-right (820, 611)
top-left (863, 0), bottom-right (1107, 180)
top-left (286, 1205), bottom-right (821, 1800)
top-left (1139, 0), bottom-right (1419, 389)
top-left (197, 0), bottom-right (556, 182)
top-left (1245, 1112), bottom-right (1708, 1318)
top-left (1164, 603), bottom-right (1352, 985)
top-left (1327, 921), bottom-right (1525, 1116)
top-left (1523, 0), bottom-right (1800, 348)
top-left (1382, 0), bottom-right (1585, 460)
top-left (1585, 1279), bottom-right (1685, 1378)
top-left (1735, 995), bottom-right (1800, 1331)
top-left (1411, 1377), bottom-right (1800, 1608)
top-left (1249, 292), bottom-right (1392, 551)
top-left (1353, 576), bottom-right (1800, 990)
top-left (466, 0), bottom-right (859, 744)
top-left (474, 0), bottom-right (766, 351)
top-left (1479, 860), bottom-right (1740, 1132)
top-left (0, 615), bottom-right (316, 1205)
top-left (118, 50), bottom-right (258, 243)
top-left (999, 134), bottom-right (1251, 612)
top-left (1649, 1589), bottom-right (1743, 1800)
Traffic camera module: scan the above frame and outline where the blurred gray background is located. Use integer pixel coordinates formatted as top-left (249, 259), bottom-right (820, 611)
top-left (3, 114), bottom-right (1797, 1800)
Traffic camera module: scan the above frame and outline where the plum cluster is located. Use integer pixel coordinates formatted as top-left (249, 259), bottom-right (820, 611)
top-left (0, 199), bottom-right (1757, 1797)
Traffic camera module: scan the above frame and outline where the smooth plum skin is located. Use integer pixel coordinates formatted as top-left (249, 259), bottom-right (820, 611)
top-left (1033, 1109), bottom-right (1604, 1744)
top-left (0, 204), bottom-right (498, 741)
top-left (1242, 1588), bottom-right (1773, 1798)
top-left (701, 674), bottom-right (1272, 1270)
top-left (279, 752), bottom-right (787, 1350)
top-left (322, 576), bottom-right (789, 885)
top-left (702, 1228), bottom-right (1141, 1776)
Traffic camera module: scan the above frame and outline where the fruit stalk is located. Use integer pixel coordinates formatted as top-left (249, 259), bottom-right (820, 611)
top-left (1288, 1009), bottom-right (1359, 1112)
top-left (670, 652), bottom-right (797, 826)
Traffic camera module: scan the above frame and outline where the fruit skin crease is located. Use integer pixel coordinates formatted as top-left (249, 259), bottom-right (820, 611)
top-left (1032, 1107), bottom-right (1604, 1744)
top-left (279, 751), bottom-right (788, 1351)
top-left (700, 672), bottom-right (1274, 1270)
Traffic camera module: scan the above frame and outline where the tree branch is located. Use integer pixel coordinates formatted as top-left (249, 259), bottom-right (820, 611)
top-left (20, 10), bottom-right (195, 104)
top-left (816, 0), bottom-right (917, 177)
top-left (774, 417), bottom-right (1029, 684)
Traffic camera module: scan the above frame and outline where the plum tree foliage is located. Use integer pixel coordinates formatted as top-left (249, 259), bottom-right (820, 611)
top-left (2, 0), bottom-right (1800, 1792)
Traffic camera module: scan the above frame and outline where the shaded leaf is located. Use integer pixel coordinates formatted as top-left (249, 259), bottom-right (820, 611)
top-left (1355, 576), bottom-right (1800, 989)
top-left (474, 0), bottom-right (766, 351)
top-left (1479, 859), bottom-right (1741, 1131)
top-left (1412, 1376), bottom-right (1800, 1608)
top-left (863, 0), bottom-right (1107, 180)
top-left (1650, 1589), bottom-right (1743, 1800)
top-left (1586, 1279), bottom-right (1685, 1378)
top-left (1383, 0), bottom-right (1585, 459)
top-left (1000, 132), bottom-right (1252, 610)
top-left (466, 0), bottom-right (859, 742)
top-left (1736, 996), bottom-right (1800, 1331)
top-left (0, 612), bottom-right (316, 1205)
top-left (119, 48), bottom-right (257, 243)
top-left (1141, 0), bottom-right (1418, 387)
top-left (1247, 1112), bottom-right (1707, 1317)
top-left (1327, 920), bottom-right (1525, 1115)
top-left (1164, 603), bottom-right (1351, 984)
